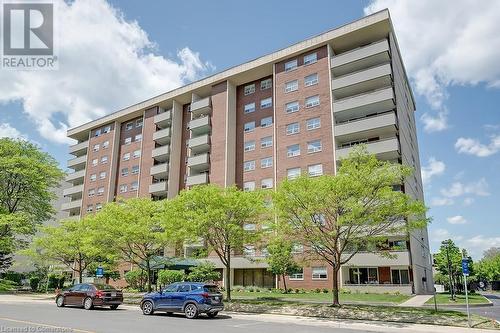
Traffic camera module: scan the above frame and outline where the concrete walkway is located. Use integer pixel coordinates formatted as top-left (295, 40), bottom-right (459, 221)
top-left (399, 295), bottom-right (433, 307)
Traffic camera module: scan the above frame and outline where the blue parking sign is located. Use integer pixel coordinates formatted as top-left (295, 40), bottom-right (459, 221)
top-left (96, 267), bottom-right (104, 278)
top-left (462, 259), bottom-right (469, 276)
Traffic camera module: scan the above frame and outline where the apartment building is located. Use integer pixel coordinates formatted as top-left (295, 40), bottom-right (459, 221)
top-left (63, 9), bottom-right (433, 294)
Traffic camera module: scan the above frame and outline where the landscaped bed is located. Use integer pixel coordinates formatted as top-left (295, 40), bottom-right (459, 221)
top-left (425, 292), bottom-right (491, 305)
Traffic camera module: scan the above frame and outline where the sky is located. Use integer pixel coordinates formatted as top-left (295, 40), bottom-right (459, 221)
top-left (0, 0), bottom-right (499, 260)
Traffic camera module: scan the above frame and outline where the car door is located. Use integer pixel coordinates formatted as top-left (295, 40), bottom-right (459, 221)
top-left (157, 284), bottom-right (177, 309)
top-left (170, 284), bottom-right (190, 310)
top-left (64, 284), bottom-right (80, 305)
top-left (74, 284), bottom-right (90, 306)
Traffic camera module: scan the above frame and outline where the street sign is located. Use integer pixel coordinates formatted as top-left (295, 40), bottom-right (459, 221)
top-left (96, 267), bottom-right (104, 278)
top-left (461, 258), bottom-right (469, 276)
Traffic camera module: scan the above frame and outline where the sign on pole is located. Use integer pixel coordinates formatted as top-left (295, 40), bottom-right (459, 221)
top-left (96, 267), bottom-right (104, 278)
top-left (462, 258), bottom-right (471, 327)
top-left (461, 258), bottom-right (470, 276)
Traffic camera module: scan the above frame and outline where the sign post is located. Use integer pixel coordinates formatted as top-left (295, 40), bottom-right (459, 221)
top-left (461, 258), bottom-right (471, 328)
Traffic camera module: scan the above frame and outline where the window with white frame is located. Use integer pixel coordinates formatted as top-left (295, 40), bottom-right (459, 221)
top-left (261, 116), bottom-right (272, 128)
top-left (286, 122), bottom-right (300, 135)
top-left (124, 137), bottom-right (132, 145)
top-left (244, 121), bottom-right (255, 132)
top-left (133, 150), bottom-right (141, 159)
top-left (244, 102), bottom-right (256, 114)
top-left (93, 144), bottom-right (100, 152)
top-left (287, 167), bottom-right (301, 180)
top-left (88, 188), bottom-right (95, 197)
top-left (95, 203), bottom-right (103, 212)
top-left (260, 78), bottom-right (272, 90)
top-left (94, 129), bottom-right (101, 137)
top-left (244, 160), bottom-right (255, 172)
top-left (304, 52), bottom-right (317, 65)
top-left (101, 156), bottom-right (108, 164)
top-left (243, 245), bottom-right (256, 257)
top-left (307, 140), bottom-right (322, 153)
top-left (125, 122), bottom-right (133, 131)
top-left (285, 101), bottom-right (299, 113)
top-left (130, 181), bottom-right (139, 191)
top-left (244, 140), bottom-right (255, 152)
top-left (287, 144), bottom-right (300, 158)
top-left (102, 141), bottom-right (109, 149)
top-left (123, 152), bottom-right (130, 161)
top-left (285, 80), bottom-right (298, 93)
top-left (306, 117), bottom-right (321, 130)
top-left (244, 83), bottom-right (255, 95)
top-left (99, 171), bottom-right (106, 180)
top-left (121, 168), bottom-right (129, 177)
top-left (292, 244), bottom-right (304, 254)
top-left (260, 136), bottom-right (272, 148)
top-left (90, 174), bottom-right (97, 182)
top-left (243, 223), bottom-right (256, 231)
top-left (305, 95), bottom-right (320, 108)
top-left (86, 205), bottom-right (93, 213)
top-left (119, 184), bottom-right (127, 193)
top-left (243, 181), bottom-right (255, 192)
top-left (312, 266), bottom-right (327, 279)
top-left (135, 134), bottom-right (142, 142)
top-left (92, 158), bottom-right (98, 167)
top-left (97, 187), bottom-right (104, 196)
top-left (260, 97), bottom-right (272, 109)
top-left (131, 165), bottom-right (140, 175)
top-left (304, 73), bottom-right (319, 87)
top-left (103, 126), bottom-right (111, 133)
top-left (289, 268), bottom-right (304, 280)
top-left (284, 59), bottom-right (298, 72)
top-left (261, 157), bottom-right (273, 168)
top-left (308, 164), bottom-right (323, 177)
top-left (261, 178), bottom-right (273, 189)
top-left (136, 118), bottom-right (143, 127)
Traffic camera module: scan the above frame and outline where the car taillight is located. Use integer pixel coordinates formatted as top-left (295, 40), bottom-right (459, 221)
top-left (96, 290), bottom-right (104, 298)
top-left (201, 292), bottom-right (209, 299)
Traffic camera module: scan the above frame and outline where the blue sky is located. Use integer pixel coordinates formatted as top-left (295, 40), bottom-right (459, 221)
top-left (1, 0), bottom-right (499, 259)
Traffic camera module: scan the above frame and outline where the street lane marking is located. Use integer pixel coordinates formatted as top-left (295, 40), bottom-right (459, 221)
top-left (0, 316), bottom-right (96, 333)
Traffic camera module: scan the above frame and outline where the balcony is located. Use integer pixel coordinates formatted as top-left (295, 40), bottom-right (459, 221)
top-left (62, 184), bottom-right (84, 197)
top-left (188, 134), bottom-right (210, 154)
top-left (331, 39), bottom-right (390, 76)
top-left (344, 251), bottom-right (410, 266)
top-left (69, 140), bottom-right (89, 156)
top-left (186, 173), bottom-right (208, 187)
top-left (154, 110), bottom-right (172, 128)
top-left (66, 169), bottom-right (85, 182)
top-left (335, 111), bottom-right (398, 141)
top-left (190, 97), bottom-right (212, 117)
top-left (331, 63), bottom-right (392, 100)
top-left (153, 127), bottom-right (171, 145)
top-left (152, 145), bottom-right (170, 162)
top-left (67, 155), bottom-right (87, 169)
top-left (336, 137), bottom-right (400, 161)
top-left (189, 115), bottom-right (211, 135)
top-left (149, 181), bottom-right (168, 195)
top-left (61, 199), bottom-right (82, 212)
top-left (187, 153), bottom-right (210, 171)
top-left (150, 163), bottom-right (169, 178)
top-left (333, 87), bottom-right (395, 121)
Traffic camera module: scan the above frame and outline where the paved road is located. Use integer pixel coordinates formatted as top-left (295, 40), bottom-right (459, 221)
top-left (450, 293), bottom-right (500, 322)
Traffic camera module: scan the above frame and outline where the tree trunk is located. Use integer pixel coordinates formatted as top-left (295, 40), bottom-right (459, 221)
top-left (78, 269), bottom-right (83, 284)
top-left (146, 260), bottom-right (152, 293)
top-left (332, 266), bottom-right (340, 306)
top-left (282, 274), bottom-right (287, 293)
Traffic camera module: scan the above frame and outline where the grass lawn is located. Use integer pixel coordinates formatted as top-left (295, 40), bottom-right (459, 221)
top-left (231, 290), bottom-right (411, 304)
top-left (425, 292), bottom-right (491, 305)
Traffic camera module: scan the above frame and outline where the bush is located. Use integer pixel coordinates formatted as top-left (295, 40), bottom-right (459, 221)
top-left (314, 288), bottom-right (321, 293)
top-left (124, 269), bottom-right (146, 290)
top-left (157, 270), bottom-right (184, 288)
top-left (186, 262), bottom-right (220, 282)
top-left (0, 279), bottom-right (17, 291)
top-left (339, 288), bottom-right (351, 294)
top-left (2, 271), bottom-right (23, 285)
top-left (394, 291), bottom-right (401, 296)
top-left (29, 277), bottom-right (40, 291)
top-left (294, 288), bottom-right (300, 294)
top-left (47, 274), bottom-right (65, 289)
top-left (322, 288), bottom-right (329, 293)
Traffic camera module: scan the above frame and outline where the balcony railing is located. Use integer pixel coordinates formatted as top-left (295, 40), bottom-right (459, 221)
top-left (67, 155), bottom-right (87, 169)
top-left (190, 97), bottom-right (212, 117)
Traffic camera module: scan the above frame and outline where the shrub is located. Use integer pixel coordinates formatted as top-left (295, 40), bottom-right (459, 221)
top-left (394, 291), bottom-right (401, 296)
top-left (294, 288), bottom-right (300, 294)
top-left (186, 262), bottom-right (220, 282)
top-left (322, 288), bottom-right (329, 293)
top-left (157, 270), bottom-right (185, 288)
top-left (47, 274), bottom-right (65, 289)
top-left (248, 287), bottom-right (254, 292)
top-left (2, 271), bottom-right (23, 285)
top-left (124, 269), bottom-right (146, 290)
top-left (29, 277), bottom-right (40, 291)
top-left (339, 288), bottom-right (351, 294)
top-left (314, 288), bottom-right (321, 293)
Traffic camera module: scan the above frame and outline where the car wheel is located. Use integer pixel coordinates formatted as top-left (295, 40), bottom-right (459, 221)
top-left (56, 296), bottom-right (65, 307)
top-left (142, 301), bottom-right (154, 315)
top-left (184, 303), bottom-right (198, 319)
top-left (110, 305), bottom-right (119, 310)
top-left (83, 297), bottom-right (94, 310)
top-left (207, 312), bottom-right (218, 318)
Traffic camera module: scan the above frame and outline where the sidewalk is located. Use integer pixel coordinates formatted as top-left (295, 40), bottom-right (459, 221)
top-left (399, 295), bottom-right (433, 307)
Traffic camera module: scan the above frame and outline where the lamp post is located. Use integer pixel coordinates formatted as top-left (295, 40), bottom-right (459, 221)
top-left (442, 240), bottom-right (455, 301)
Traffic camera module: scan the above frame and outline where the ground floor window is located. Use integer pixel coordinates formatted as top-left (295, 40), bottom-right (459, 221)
top-left (348, 267), bottom-right (378, 284)
top-left (288, 268), bottom-right (304, 280)
top-left (391, 269), bottom-right (410, 285)
top-left (311, 266), bottom-right (327, 280)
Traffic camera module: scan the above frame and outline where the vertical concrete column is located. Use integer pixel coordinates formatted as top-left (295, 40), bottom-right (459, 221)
top-left (168, 100), bottom-right (183, 198)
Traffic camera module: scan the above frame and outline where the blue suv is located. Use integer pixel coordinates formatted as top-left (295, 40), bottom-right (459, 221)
top-left (140, 282), bottom-right (224, 319)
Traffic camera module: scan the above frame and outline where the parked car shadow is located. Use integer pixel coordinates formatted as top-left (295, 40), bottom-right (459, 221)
top-left (153, 312), bottom-right (231, 320)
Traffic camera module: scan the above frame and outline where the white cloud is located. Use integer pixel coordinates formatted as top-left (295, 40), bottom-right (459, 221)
top-left (0, 123), bottom-right (25, 139)
top-left (440, 178), bottom-right (490, 198)
top-left (464, 235), bottom-right (500, 259)
top-left (455, 135), bottom-right (500, 157)
top-left (0, 0), bottom-right (213, 144)
top-left (421, 157), bottom-right (445, 185)
top-left (447, 215), bottom-right (467, 225)
top-left (431, 197), bottom-right (454, 206)
top-left (364, 1), bottom-right (500, 132)
top-left (463, 197), bottom-right (474, 206)
top-left (430, 228), bottom-right (451, 242)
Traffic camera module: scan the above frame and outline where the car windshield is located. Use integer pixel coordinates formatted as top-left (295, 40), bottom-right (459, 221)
top-left (93, 284), bottom-right (116, 291)
top-left (203, 285), bottom-right (219, 293)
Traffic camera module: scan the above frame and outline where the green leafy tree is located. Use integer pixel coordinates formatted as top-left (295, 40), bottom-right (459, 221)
top-left (475, 247), bottom-right (500, 282)
top-left (157, 270), bottom-right (185, 288)
top-left (124, 269), bottom-right (146, 290)
top-left (433, 239), bottom-right (464, 297)
top-left (87, 261), bottom-right (120, 285)
top-left (171, 185), bottom-right (267, 301)
top-left (273, 146), bottom-right (428, 306)
top-left (187, 262), bottom-right (221, 282)
top-left (266, 237), bottom-right (301, 293)
top-left (0, 138), bottom-right (64, 270)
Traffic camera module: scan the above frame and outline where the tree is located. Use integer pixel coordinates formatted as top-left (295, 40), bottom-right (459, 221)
top-left (124, 269), bottom-right (146, 290)
top-left (171, 185), bottom-right (267, 301)
top-left (483, 247), bottom-right (500, 260)
top-left (0, 138), bottom-right (64, 269)
top-left (157, 270), bottom-right (185, 288)
top-left (266, 237), bottom-right (301, 293)
top-left (187, 262), bottom-right (221, 282)
top-left (433, 239), bottom-right (463, 297)
top-left (273, 146), bottom-right (428, 306)
top-left (475, 248), bottom-right (500, 282)
top-left (91, 198), bottom-right (182, 292)
top-left (87, 261), bottom-right (120, 285)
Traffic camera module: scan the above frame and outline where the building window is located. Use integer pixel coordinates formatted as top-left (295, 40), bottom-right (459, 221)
top-left (285, 80), bottom-right (298, 93)
top-left (285, 101), bottom-right (299, 113)
top-left (244, 160), bottom-right (255, 172)
top-left (261, 178), bottom-right (273, 189)
top-left (100, 156), bottom-right (108, 164)
top-left (93, 144), bottom-right (99, 152)
top-left (284, 59), bottom-right (297, 72)
top-left (244, 140), bottom-right (255, 152)
top-left (86, 205), bottom-right (93, 213)
top-left (243, 223), bottom-right (256, 231)
top-left (287, 168), bottom-right (301, 180)
top-left (289, 268), bottom-right (304, 280)
top-left (99, 171), bottom-right (106, 180)
top-left (292, 244), bottom-right (304, 254)
top-left (307, 140), bottom-right (322, 153)
top-left (244, 102), bottom-right (256, 114)
top-left (304, 52), bottom-right (317, 65)
top-left (391, 269), bottom-right (410, 285)
top-left (244, 121), bottom-right (255, 133)
top-left (305, 95), bottom-right (320, 108)
top-left (260, 78), bottom-right (272, 90)
top-left (92, 159), bottom-right (98, 167)
top-left (260, 97), bottom-right (272, 109)
top-left (349, 267), bottom-right (378, 284)
top-left (121, 168), bottom-right (129, 177)
top-left (261, 116), bottom-right (273, 128)
top-left (306, 117), bottom-right (321, 130)
top-left (103, 126), bottom-right (111, 134)
top-left (136, 118), bottom-right (143, 127)
top-left (97, 187), bottom-right (104, 196)
top-left (260, 136), bottom-right (273, 148)
top-left (125, 122), bottom-right (133, 130)
top-left (243, 181), bottom-right (255, 192)
top-left (95, 203), bottom-right (102, 211)
top-left (130, 181), bottom-right (138, 191)
top-left (124, 137), bottom-right (132, 145)
top-left (261, 157), bottom-right (273, 168)
top-left (123, 153), bottom-right (130, 161)
top-left (135, 134), bottom-right (142, 142)
top-left (308, 164), bottom-right (323, 177)
top-left (243, 245), bottom-right (256, 257)
top-left (133, 150), bottom-right (141, 159)
top-left (90, 174), bottom-right (97, 182)
top-left (94, 129), bottom-right (101, 137)
top-left (88, 189), bottom-right (95, 197)
top-left (286, 122), bottom-right (300, 135)
top-left (244, 83), bottom-right (255, 96)
top-left (287, 144), bottom-right (300, 158)
top-left (131, 165), bottom-right (140, 175)
top-left (304, 73), bottom-right (319, 87)
top-left (102, 141), bottom-right (109, 149)
top-left (312, 266), bottom-right (327, 279)
top-left (119, 184), bottom-right (127, 193)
